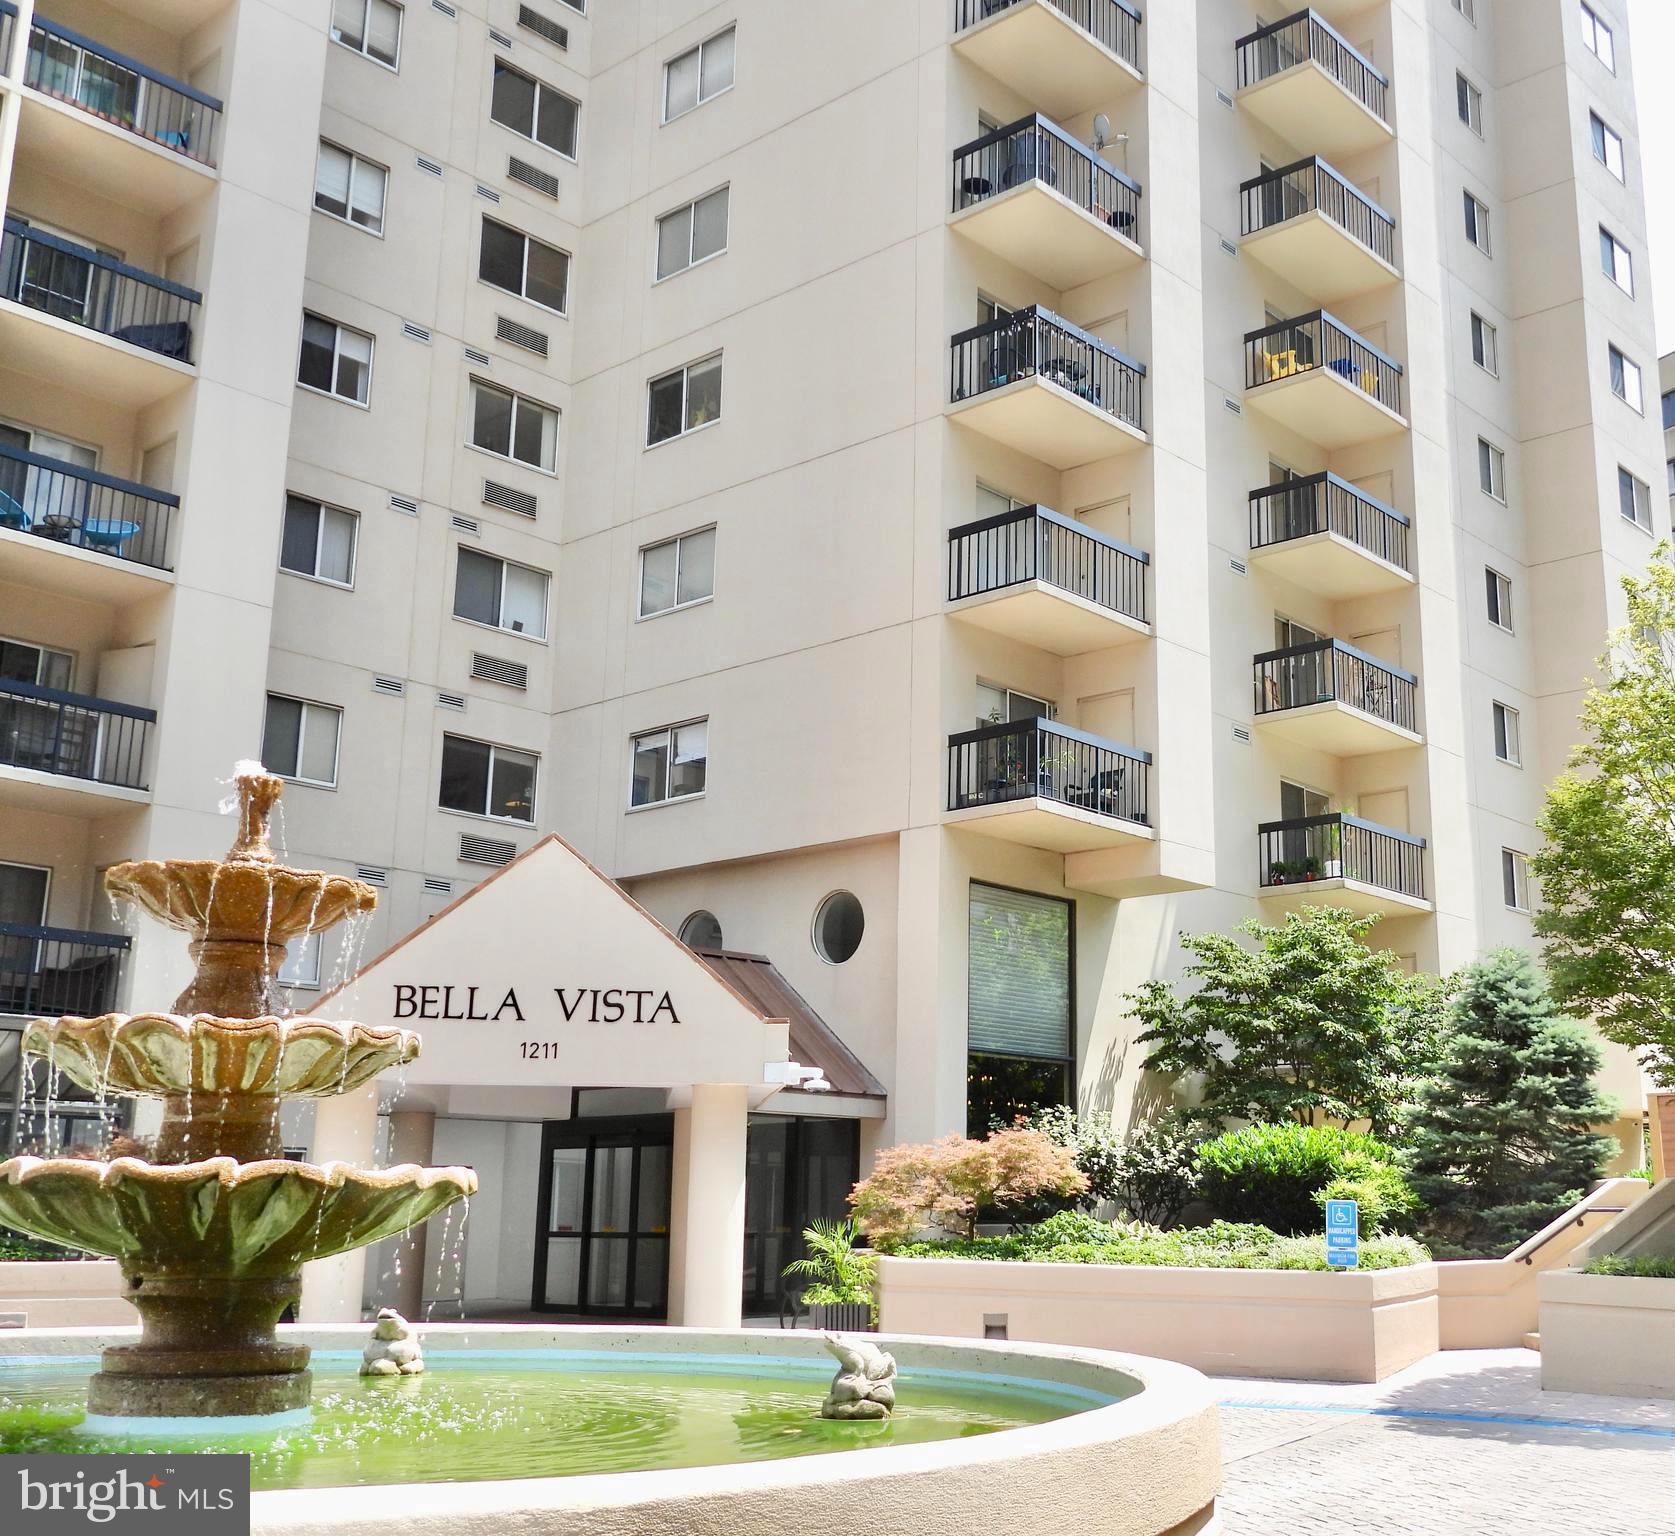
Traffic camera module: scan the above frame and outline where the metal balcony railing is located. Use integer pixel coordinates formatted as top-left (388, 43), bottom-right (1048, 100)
top-left (952, 305), bottom-right (1146, 430)
top-left (948, 504), bottom-right (1148, 623)
top-left (1235, 10), bottom-right (1388, 124)
top-left (24, 16), bottom-right (222, 165)
top-left (0, 4), bottom-right (15, 80)
top-left (1254, 638), bottom-right (1417, 733)
top-left (1259, 813), bottom-right (1425, 899)
top-left (0, 678), bottom-right (154, 789)
top-left (0, 923), bottom-right (129, 1020)
top-left (953, 0), bottom-right (1141, 74)
top-left (1, 218), bottom-right (200, 363)
top-left (1244, 310), bottom-right (1403, 417)
top-left (952, 113), bottom-right (1141, 239)
top-left (1240, 156), bottom-right (1396, 267)
top-left (948, 717), bottom-right (1150, 825)
top-left (1249, 472), bottom-right (1410, 573)
top-left (0, 442), bottom-right (175, 570)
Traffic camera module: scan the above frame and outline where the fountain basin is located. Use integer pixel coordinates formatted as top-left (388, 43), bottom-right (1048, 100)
top-left (105, 859), bottom-right (377, 947)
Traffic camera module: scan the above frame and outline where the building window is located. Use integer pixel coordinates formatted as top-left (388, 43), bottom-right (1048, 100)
top-left (1456, 72), bottom-right (1482, 133)
top-left (491, 59), bottom-right (579, 158)
top-left (298, 313), bottom-right (372, 404)
top-left (470, 380), bottom-right (560, 471)
top-left (1619, 466), bottom-right (1652, 530)
top-left (1485, 567), bottom-right (1513, 631)
top-left (967, 882), bottom-right (1072, 1137)
top-left (263, 694), bottom-right (342, 787)
top-left (1599, 226), bottom-right (1633, 293)
top-left (663, 26), bottom-right (735, 121)
top-left (314, 142), bottom-right (387, 234)
top-left (278, 930), bottom-right (322, 989)
top-left (1463, 190), bottom-right (1491, 254)
top-left (279, 494), bottom-right (357, 586)
top-left (630, 719), bottom-right (708, 806)
top-left (1492, 700), bottom-right (1521, 766)
top-left (1478, 437), bottom-right (1506, 501)
top-left (1581, 3), bottom-right (1615, 70)
top-left (0, 637), bottom-right (72, 690)
top-left (1450, 0), bottom-right (1475, 19)
top-left (639, 526), bottom-right (716, 616)
top-left (1502, 849), bottom-right (1531, 912)
top-left (1664, 389), bottom-right (1675, 431)
top-left (453, 547), bottom-right (549, 639)
top-left (1470, 312), bottom-right (1497, 374)
top-left (330, 0), bottom-right (401, 67)
top-left (440, 733), bottom-right (537, 822)
top-left (479, 218), bottom-right (570, 314)
top-left (1668, 459), bottom-right (1675, 497)
top-left (1590, 111), bottom-right (1625, 180)
top-left (678, 909), bottom-right (723, 948)
top-left (812, 890), bottom-right (865, 965)
top-left (647, 354), bottom-right (722, 445)
top-left (1609, 345), bottom-right (1643, 412)
top-left (655, 186), bottom-right (728, 279)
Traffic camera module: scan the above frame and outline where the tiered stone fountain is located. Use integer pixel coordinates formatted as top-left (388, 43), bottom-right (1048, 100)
top-left (0, 768), bottom-right (476, 1424)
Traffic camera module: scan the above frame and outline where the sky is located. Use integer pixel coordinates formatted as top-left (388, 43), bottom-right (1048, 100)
top-left (1630, 0), bottom-right (1675, 354)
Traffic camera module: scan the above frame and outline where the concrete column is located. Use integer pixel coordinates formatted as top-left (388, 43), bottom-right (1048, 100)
top-left (667, 1083), bottom-right (749, 1328)
top-left (1650, 1095), bottom-right (1675, 1183)
top-left (386, 1109), bottom-right (436, 1320)
top-left (0, 0), bottom-right (39, 227)
top-left (297, 1081), bottom-right (378, 1322)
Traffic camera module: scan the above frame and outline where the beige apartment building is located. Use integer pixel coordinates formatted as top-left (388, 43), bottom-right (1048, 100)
top-left (0, 0), bottom-right (1664, 1316)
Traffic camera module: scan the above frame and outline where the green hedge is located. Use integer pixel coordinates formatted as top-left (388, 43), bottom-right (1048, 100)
top-left (1583, 1254), bottom-right (1675, 1279)
top-left (1195, 1124), bottom-right (1416, 1236)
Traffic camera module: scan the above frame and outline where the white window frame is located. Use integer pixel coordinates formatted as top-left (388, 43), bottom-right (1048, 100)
top-left (645, 353), bottom-right (723, 447)
top-left (1485, 566), bottom-right (1513, 632)
top-left (278, 930), bottom-right (323, 990)
top-left (329, 0), bottom-right (403, 70)
top-left (1599, 225), bottom-right (1633, 293)
top-left (1609, 344), bottom-right (1644, 412)
top-left (478, 217), bottom-right (570, 316)
top-left (297, 312), bottom-right (374, 408)
top-left (1492, 700), bottom-right (1522, 767)
top-left (1470, 311), bottom-right (1497, 375)
top-left (1450, 0), bottom-right (1475, 20)
top-left (313, 141), bottom-right (388, 237)
top-left (629, 718), bottom-right (709, 809)
top-left (1618, 466), bottom-right (1652, 531)
top-left (654, 185), bottom-right (730, 282)
top-left (1456, 71), bottom-right (1482, 134)
top-left (1590, 111), bottom-right (1625, 181)
top-left (1581, 3), bottom-right (1615, 71)
top-left (438, 732), bottom-right (540, 824)
top-left (263, 693), bottom-right (343, 789)
top-left (1501, 848), bottom-right (1531, 913)
top-left (468, 379), bottom-right (561, 474)
top-left (662, 25), bottom-right (736, 123)
top-left (452, 546), bottom-right (550, 641)
top-left (638, 526), bottom-right (716, 618)
top-left (490, 59), bottom-right (580, 161)
top-left (1478, 437), bottom-right (1506, 502)
top-left (279, 494), bottom-right (358, 589)
top-left (1464, 190), bottom-right (1491, 254)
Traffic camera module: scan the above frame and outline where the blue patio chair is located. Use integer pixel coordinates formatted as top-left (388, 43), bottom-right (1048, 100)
top-left (82, 518), bottom-right (141, 554)
top-left (0, 490), bottom-right (30, 531)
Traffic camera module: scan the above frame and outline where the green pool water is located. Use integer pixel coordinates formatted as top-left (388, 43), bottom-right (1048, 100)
top-left (0, 1353), bottom-right (1115, 1489)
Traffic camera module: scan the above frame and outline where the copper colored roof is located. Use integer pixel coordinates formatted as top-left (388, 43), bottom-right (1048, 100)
top-left (693, 949), bottom-right (886, 1100)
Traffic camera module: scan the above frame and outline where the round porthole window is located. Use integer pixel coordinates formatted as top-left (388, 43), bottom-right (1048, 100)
top-left (679, 910), bottom-right (724, 949)
top-left (812, 890), bottom-right (864, 964)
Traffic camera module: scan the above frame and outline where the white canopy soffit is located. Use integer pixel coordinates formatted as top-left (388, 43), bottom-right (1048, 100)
top-left (312, 835), bottom-right (792, 1102)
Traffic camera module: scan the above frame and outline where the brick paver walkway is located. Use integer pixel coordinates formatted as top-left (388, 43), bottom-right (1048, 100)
top-left (1215, 1349), bottom-right (1671, 1535)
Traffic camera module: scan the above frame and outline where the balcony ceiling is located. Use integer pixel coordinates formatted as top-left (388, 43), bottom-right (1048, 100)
top-left (948, 581), bottom-right (1150, 656)
top-left (1241, 209), bottom-right (1399, 304)
top-left (1244, 368), bottom-right (1406, 451)
top-left (0, 526), bottom-right (173, 607)
top-left (951, 1), bottom-right (1142, 119)
top-left (0, 302), bottom-right (195, 410)
top-left (1257, 875), bottom-right (1432, 920)
top-left (1254, 700), bottom-right (1423, 756)
top-left (1236, 62), bottom-right (1394, 159)
top-left (950, 183), bottom-right (1144, 290)
top-left (16, 91), bottom-right (216, 217)
top-left (1248, 530), bottom-right (1414, 600)
top-left (948, 377), bottom-right (1148, 469)
top-left (0, 765), bottom-right (151, 817)
top-left (945, 796), bottom-right (1155, 854)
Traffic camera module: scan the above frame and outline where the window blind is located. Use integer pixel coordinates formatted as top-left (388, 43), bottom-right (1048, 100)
top-left (967, 884), bottom-right (1071, 1059)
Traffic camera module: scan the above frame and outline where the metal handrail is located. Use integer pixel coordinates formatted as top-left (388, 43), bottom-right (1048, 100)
top-left (1249, 471), bottom-right (1410, 573)
top-left (1258, 811), bottom-right (1425, 898)
top-left (1240, 156), bottom-right (1396, 267)
top-left (951, 304), bottom-right (1147, 430)
top-left (1235, 9), bottom-right (1388, 123)
top-left (1243, 309), bottom-right (1404, 417)
top-left (0, 677), bottom-right (156, 790)
top-left (1253, 637), bottom-right (1418, 733)
top-left (948, 503), bottom-right (1149, 621)
top-left (0, 441), bottom-right (176, 571)
top-left (949, 715), bottom-right (1152, 826)
top-left (952, 112), bottom-right (1142, 238)
top-left (953, 0), bottom-right (1142, 73)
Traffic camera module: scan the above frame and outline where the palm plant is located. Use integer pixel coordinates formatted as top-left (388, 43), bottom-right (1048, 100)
top-left (782, 1217), bottom-right (877, 1310)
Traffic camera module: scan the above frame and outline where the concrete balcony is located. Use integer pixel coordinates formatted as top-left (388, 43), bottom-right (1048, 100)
top-left (949, 305), bottom-right (1147, 469)
top-left (1243, 311), bottom-right (1406, 450)
top-left (0, 923), bottom-right (130, 1024)
top-left (950, 115), bottom-right (1143, 289)
top-left (1253, 638), bottom-right (1421, 756)
top-left (1248, 473), bottom-right (1413, 598)
top-left (947, 504), bottom-right (1150, 655)
top-left (1234, 11), bottom-right (1392, 159)
top-left (0, 679), bottom-right (154, 814)
top-left (1240, 157), bottom-right (1399, 303)
top-left (1257, 813), bottom-right (1430, 918)
top-left (945, 717), bottom-right (1153, 853)
top-left (951, 0), bottom-right (1142, 118)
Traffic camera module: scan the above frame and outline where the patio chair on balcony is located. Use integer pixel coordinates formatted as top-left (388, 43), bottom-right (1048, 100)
top-left (111, 319), bottom-right (191, 360)
top-left (1263, 349), bottom-right (1300, 381)
top-left (0, 490), bottom-right (30, 532)
top-left (81, 518), bottom-right (142, 555)
top-left (1327, 356), bottom-right (1357, 381)
top-left (1079, 765), bottom-right (1129, 817)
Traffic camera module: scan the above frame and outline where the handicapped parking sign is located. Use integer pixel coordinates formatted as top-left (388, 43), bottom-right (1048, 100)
top-left (1325, 1199), bottom-right (1359, 1268)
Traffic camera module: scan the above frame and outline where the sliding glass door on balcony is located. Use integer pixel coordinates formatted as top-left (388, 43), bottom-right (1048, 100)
top-left (0, 434), bottom-right (174, 570)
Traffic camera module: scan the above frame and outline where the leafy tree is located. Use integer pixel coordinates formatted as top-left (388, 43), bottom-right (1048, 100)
top-left (1403, 948), bottom-right (1618, 1258)
top-left (1128, 906), bottom-right (1449, 1138)
top-left (1533, 546), bottom-right (1675, 1085)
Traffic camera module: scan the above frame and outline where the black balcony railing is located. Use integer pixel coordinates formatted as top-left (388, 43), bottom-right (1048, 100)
top-left (0, 923), bottom-right (129, 1021)
top-left (948, 504), bottom-right (1148, 623)
top-left (1, 218), bottom-right (199, 363)
top-left (0, 442), bottom-right (175, 570)
top-left (0, 679), bottom-right (154, 790)
top-left (24, 16), bottom-right (223, 165)
top-left (0, 4), bottom-right (15, 79)
top-left (1254, 638), bottom-right (1417, 733)
top-left (1250, 472), bottom-right (1409, 573)
top-left (1240, 156), bottom-right (1395, 267)
top-left (948, 717), bottom-right (1150, 825)
top-left (952, 305), bottom-right (1146, 430)
top-left (1244, 310), bottom-right (1403, 417)
top-left (1259, 813), bottom-right (1425, 899)
top-left (952, 114), bottom-right (1141, 239)
top-left (954, 0), bottom-right (1141, 74)
top-left (1235, 10), bottom-right (1388, 124)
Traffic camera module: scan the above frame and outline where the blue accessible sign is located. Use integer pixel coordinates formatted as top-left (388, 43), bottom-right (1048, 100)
top-left (1324, 1198), bottom-right (1359, 1269)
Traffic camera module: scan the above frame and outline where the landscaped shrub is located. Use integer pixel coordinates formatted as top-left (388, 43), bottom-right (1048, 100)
top-left (1001, 1106), bottom-right (1124, 1219)
top-left (1314, 1164), bottom-right (1421, 1240)
top-left (1195, 1123), bottom-right (1404, 1236)
top-left (0, 1227), bottom-right (80, 1261)
top-left (1583, 1254), bottom-right (1675, 1279)
top-left (1007, 1108), bottom-right (1202, 1226)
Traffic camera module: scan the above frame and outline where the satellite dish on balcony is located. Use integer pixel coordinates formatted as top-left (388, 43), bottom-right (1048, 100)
top-left (1092, 113), bottom-right (1112, 151)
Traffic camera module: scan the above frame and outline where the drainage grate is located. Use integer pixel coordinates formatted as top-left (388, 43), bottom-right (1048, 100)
top-left (483, 479), bottom-right (538, 518)
top-left (518, 4), bottom-right (568, 47)
top-left (460, 833), bottom-right (517, 866)
top-left (472, 652), bottom-right (530, 689)
top-left (508, 156), bottom-right (560, 200)
top-left (373, 676), bottom-right (405, 697)
top-left (495, 314), bottom-right (548, 356)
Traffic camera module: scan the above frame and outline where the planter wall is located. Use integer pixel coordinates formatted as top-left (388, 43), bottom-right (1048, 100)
top-left (1540, 1269), bottom-right (1675, 1400)
top-left (0, 1258), bottom-right (134, 1327)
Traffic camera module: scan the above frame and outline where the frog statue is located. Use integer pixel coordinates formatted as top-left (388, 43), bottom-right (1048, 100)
top-left (818, 1334), bottom-right (896, 1420)
top-left (359, 1308), bottom-right (426, 1377)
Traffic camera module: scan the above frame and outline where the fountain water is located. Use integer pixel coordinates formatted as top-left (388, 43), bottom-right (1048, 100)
top-left (0, 768), bottom-right (476, 1424)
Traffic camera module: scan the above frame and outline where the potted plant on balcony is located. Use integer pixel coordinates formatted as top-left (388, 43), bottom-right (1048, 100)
top-left (1302, 855), bottom-right (1322, 882)
top-left (1267, 859), bottom-right (1296, 886)
top-left (783, 1217), bottom-right (877, 1332)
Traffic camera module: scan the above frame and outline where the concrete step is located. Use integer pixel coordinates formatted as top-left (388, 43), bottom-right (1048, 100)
top-left (1521, 1331), bottom-right (1540, 1352)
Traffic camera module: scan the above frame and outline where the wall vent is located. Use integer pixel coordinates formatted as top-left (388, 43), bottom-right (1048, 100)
top-left (1223, 396), bottom-right (1242, 415)
top-left (402, 321), bottom-right (432, 343)
top-left (460, 833), bottom-right (517, 867)
top-left (517, 5), bottom-right (568, 48)
top-left (463, 346), bottom-right (492, 366)
top-left (388, 492), bottom-right (419, 516)
top-left (1232, 724), bottom-right (1252, 745)
top-left (373, 676), bottom-right (405, 697)
top-left (452, 514), bottom-right (481, 535)
top-left (495, 314), bottom-right (548, 357)
top-left (1216, 88), bottom-right (1234, 108)
top-left (475, 183), bottom-right (502, 203)
top-left (483, 479), bottom-right (538, 518)
top-left (1230, 556), bottom-right (1249, 576)
top-left (508, 157), bottom-right (560, 200)
top-left (472, 652), bottom-right (530, 689)
top-left (1219, 237), bottom-right (1238, 257)
top-left (355, 865), bottom-right (389, 887)
top-left (415, 154), bottom-right (444, 178)
top-left (488, 26), bottom-right (514, 46)
top-left (423, 876), bottom-right (453, 895)
top-left (430, 0), bottom-right (456, 14)
top-left (437, 690), bottom-right (467, 711)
